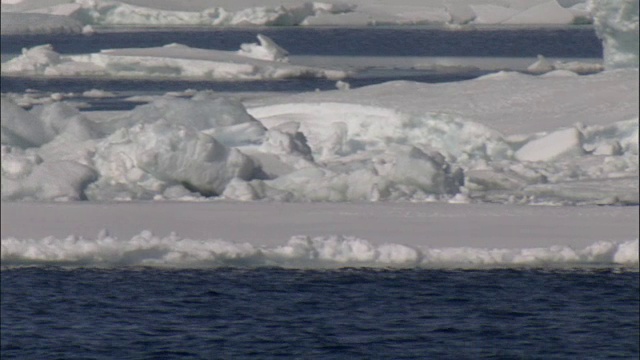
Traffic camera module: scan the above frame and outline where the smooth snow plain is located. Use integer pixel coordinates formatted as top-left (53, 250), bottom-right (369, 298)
top-left (1, 0), bottom-right (638, 269)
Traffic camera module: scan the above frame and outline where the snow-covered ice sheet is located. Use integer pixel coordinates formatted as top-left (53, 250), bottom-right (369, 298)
top-left (1, 0), bottom-right (638, 269)
top-left (246, 69), bottom-right (638, 135)
top-left (0, 36), bottom-right (347, 81)
top-left (1, 201), bottom-right (638, 268)
top-left (0, 0), bottom-right (595, 35)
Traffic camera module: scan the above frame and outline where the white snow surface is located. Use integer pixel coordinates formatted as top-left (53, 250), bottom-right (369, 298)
top-left (1, 0), bottom-right (596, 34)
top-left (0, 37), bottom-right (347, 81)
top-left (1, 201), bottom-right (638, 269)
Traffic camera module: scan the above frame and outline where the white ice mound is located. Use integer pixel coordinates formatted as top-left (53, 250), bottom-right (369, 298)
top-left (85, 96), bottom-right (262, 200)
top-left (238, 34), bottom-right (289, 62)
top-left (527, 55), bottom-right (604, 75)
top-left (527, 54), bottom-right (555, 74)
top-left (0, 42), bottom-right (347, 81)
top-left (2, 232), bottom-right (637, 269)
top-left (2, 69), bottom-right (638, 204)
top-left (249, 103), bottom-right (511, 163)
top-left (589, 0), bottom-right (639, 69)
top-left (105, 95), bottom-right (265, 135)
top-left (233, 144), bottom-right (462, 202)
top-left (87, 120), bottom-right (255, 200)
top-left (1, 96), bottom-right (50, 148)
top-left (2, 146), bottom-right (97, 201)
top-left (1, 44), bottom-right (62, 75)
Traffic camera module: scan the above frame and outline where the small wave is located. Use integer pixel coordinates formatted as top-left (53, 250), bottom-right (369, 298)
top-left (1, 232), bottom-right (638, 270)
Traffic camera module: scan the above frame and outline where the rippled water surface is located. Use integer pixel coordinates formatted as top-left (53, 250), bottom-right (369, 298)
top-left (2, 268), bottom-right (638, 359)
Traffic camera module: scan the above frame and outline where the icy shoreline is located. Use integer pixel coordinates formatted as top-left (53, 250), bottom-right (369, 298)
top-left (2, 201), bottom-right (638, 269)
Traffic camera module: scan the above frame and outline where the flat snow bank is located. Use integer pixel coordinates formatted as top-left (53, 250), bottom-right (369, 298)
top-left (1, 201), bottom-right (638, 268)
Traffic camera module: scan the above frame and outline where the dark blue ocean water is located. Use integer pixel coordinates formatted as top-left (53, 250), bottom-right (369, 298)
top-left (1, 27), bottom-right (602, 110)
top-left (2, 268), bottom-right (638, 359)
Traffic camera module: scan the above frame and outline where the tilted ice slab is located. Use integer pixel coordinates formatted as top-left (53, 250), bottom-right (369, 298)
top-left (0, 0), bottom-right (592, 34)
top-left (1, 201), bottom-right (638, 269)
top-left (0, 36), bottom-right (347, 81)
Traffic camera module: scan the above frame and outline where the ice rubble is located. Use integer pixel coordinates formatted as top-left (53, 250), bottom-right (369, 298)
top-left (1, 231), bottom-right (637, 268)
top-left (1, 68), bottom-right (638, 204)
top-left (0, 36), bottom-right (347, 81)
top-left (0, 0), bottom-right (596, 34)
top-left (589, 0), bottom-right (640, 69)
top-left (525, 55), bottom-right (605, 75)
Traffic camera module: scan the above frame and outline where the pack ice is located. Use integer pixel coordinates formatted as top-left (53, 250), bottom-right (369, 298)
top-left (0, 35), bottom-right (347, 81)
top-left (1, 0), bottom-right (595, 34)
top-left (2, 67), bottom-right (638, 204)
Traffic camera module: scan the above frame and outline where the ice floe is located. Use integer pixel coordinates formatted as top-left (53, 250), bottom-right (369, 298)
top-left (1, 231), bottom-right (637, 269)
top-left (0, 35), bottom-right (347, 81)
top-left (0, 0), bottom-right (603, 35)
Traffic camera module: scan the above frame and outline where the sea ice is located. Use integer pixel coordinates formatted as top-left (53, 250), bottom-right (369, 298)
top-left (0, 0), bottom-right (597, 34)
top-left (0, 37), bottom-right (347, 81)
top-left (237, 34), bottom-right (289, 63)
top-left (1, 66), bottom-right (637, 204)
top-left (514, 127), bottom-right (585, 162)
top-left (0, 12), bottom-right (83, 35)
top-left (1, 0), bottom-right (638, 269)
top-left (1, 230), bottom-right (637, 268)
top-left (589, 0), bottom-right (639, 69)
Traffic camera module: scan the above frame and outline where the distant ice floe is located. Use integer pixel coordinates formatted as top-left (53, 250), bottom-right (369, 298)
top-left (0, 35), bottom-right (347, 81)
top-left (0, 12), bottom-right (84, 35)
top-left (526, 55), bottom-right (604, 74)
top-left (0, 0), bottom-right (601, 35)
top-left (1, 68), bottom-right (638, 204)
top-left (1, 232), bottom-right (637, 269)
